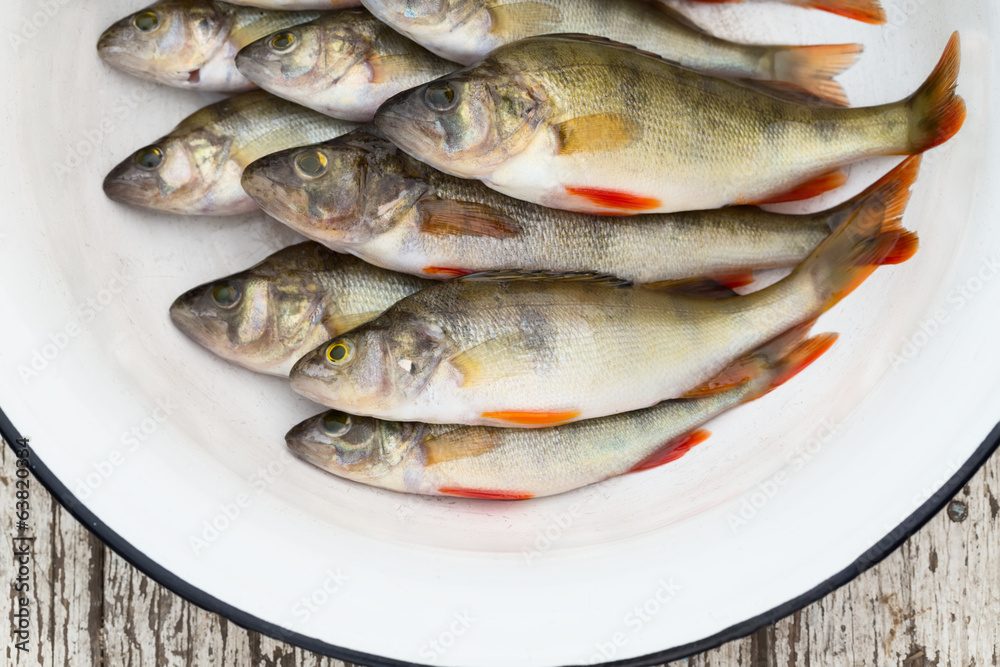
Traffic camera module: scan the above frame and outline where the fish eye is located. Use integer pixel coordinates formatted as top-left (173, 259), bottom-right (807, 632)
top-left (325, 339), bottom-right (354, 366)
top-left (320, 411), bottom-right (352, 437)
top-left (135, 146), bottom-right (164, 170)
top-left (424, 82), bottom-right (458, 112)
top-left (269, 32), bottom-right (296, 52)
top-left (294, 150), bottom-right (328, 179)
top-left (210, 282), bottom-right (241, 308)
top-left (133, 11), bottom-right (160, 32)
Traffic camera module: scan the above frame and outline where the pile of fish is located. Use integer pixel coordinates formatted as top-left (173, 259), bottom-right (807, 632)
top-left (98, 0), bottom-right (965, 501)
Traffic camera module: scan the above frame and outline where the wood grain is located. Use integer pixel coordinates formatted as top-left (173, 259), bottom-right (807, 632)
top-left (1, 438), bottom-right (997, 666)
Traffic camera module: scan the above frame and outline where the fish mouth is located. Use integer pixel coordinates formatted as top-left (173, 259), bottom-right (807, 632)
top-left (241, 166), bottom-right (313, 227)
top-left (168, 294), bottom-right (228, 350)
top-left (103, 169), bottom-right (159, 208)
top-left (289, 356), bottom-right (341, 407)
top-left (284, 417), bottom-right (340, 470)
top-left (234, 47), bottom-right (281, 87)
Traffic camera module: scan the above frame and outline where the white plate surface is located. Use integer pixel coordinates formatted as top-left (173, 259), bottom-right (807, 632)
top-left (0, 2), bottom-right (997, 665)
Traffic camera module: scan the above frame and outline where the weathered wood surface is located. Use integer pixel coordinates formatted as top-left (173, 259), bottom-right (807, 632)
top-left (1, 439), bottom-right (997, 666)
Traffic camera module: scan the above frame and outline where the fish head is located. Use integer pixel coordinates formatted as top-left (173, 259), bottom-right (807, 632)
top-left (374, 69), bottom-right (544, 178)
top-left (285, 410), bottom-right (418, 480)
top-left (236, 21), bottom-right (334, 99)
top-left (242, 133), bottom-right (427, 247)
top-left (97, 0), bottom-right (229, 87)
top-left (169, 248), bottom-right (332, 375)
top-left (290, 315), bottom-right (448, 415)
top-left (103, 129), bottom-right (239, 214)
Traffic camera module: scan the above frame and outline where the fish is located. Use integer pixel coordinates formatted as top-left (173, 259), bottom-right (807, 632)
top-left (683, 0), bottom-right (886, 24)
top-left (103, 90), bottom-right (357, 215)
top-left (97, 0), bottom-right (325, 91)
top-left (358, 0), bottom-right (862, 104)
top-left (227, 0), bottom-right (361, 9)
top-left (169, 242), bottom-right (432, 376)
top-left (243, 128), bottom-right (912, 285)
top-left (286, 328), bottom-right (837, 499)
top-left (374, 32), bottom-right (964, 216)
top-left (236, 10), bottom-right (457, 122)
top-left (288, 159), bottom-right (918, 426)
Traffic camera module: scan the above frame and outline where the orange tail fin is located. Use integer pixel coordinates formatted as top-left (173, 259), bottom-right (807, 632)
top-left (905, 32), bottom-right (966, 154)
top-left (793, 155), bottom-right (920, 312)
top-left (772, 43), bottom-right (862, 107)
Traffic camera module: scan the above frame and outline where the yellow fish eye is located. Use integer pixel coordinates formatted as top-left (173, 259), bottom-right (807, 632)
top-left (320, 411), bottom-right (352, 437)
top-left (133, 11), bottom-right (160, 32)
top-left (135, 146), bottom-right (163, 170)
top-left (294, 150), bottom-right (328, 179)
top-left (326, 340), bottom-right (354, 366)
top-left (210, 282), bottom-right (241, 308)
top-left (424, 82), bottom-right (457, 112)
top-left (269, 32), bottom-right (296, 52)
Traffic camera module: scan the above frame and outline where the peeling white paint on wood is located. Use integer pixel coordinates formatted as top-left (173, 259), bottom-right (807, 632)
top-left (2, 440), bottom-right (997, 666)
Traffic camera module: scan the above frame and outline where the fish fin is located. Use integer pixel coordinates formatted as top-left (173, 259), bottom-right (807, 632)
top-left (325, 311), bottom-right (381, 336)
top-left (481, 410), bottom-right (582, 426)
top-left (438, 487), bottom-right (534, 500)
top-left (791, 156), bottom-right (920, 312)
top-left (487, 2), bottom-right (561, 38)
top-left (449, 334), bottom-right (536, 388)
top-left (642, 278), bottom-right (740, 299)
top-left (905, 32), bottom-right (966, 154)
top-left (747, 169), bottom-right (847, 205)
top-left (680, 320), bottom-right (818, 398)
top-left (564, 187), bottom-right (662, 213)
top-left (457, 271), bottom-right (631, 286)
top-left (556, 113), bottom-right (644, 155)
top-left (368, 53), bottom-right (428, 85)
top-left (771, 43), bottom-right (862, 107)
top-left (680, 365), bottom-right (757, 398)
top-left (540, 33), bottom-right (677, 64)
top-left (796, 0), bottom-right (886, 24)
top-left (814, 157), bottom-right (922, 233)
top-left (421, 429), bottom-right (504, 465)
top-left (626, 430), bottom-right (712, 474)
top-left (764, 333), bottom-right (839, 391)
top-left (416, 199), bottom-right (521, 238)
top-left (736, 80), bottom-right (847, 108)
top-left (423, 266), bottom-right (474, 278)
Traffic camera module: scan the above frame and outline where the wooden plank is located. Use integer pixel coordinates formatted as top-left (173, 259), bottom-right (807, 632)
top-left (669, 447), bottom-right (1000, 667)
top-left (2, 437), bottom-right (998, 666)
top-left (0, 440), bottom-right (103, 666)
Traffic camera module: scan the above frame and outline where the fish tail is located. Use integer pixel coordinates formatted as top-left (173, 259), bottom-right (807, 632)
top-left (815, 156), bottom-right (922, 233)
top-left (905, 32), bottom-right (966, 154)
top-left (793, 155), bottom-right (920, 312)
top-left (793, 0), bottom-right (886, 24)
top-left (771, 43), bottom-right (862, 107)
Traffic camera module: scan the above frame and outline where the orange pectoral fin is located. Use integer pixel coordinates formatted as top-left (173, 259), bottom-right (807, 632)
top-left (481, 410), bottom-right (581, 426)
top-left (627, 430), bottom-right (712, 474)
top-left (438, 487), bottom-right (534, 500)
top-left (565, 187), bottom-right (662, 213)
top-left (423, 266), bottom-right (473, 278)
top-left (745, 170), bottom-right (847, 205)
